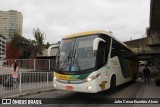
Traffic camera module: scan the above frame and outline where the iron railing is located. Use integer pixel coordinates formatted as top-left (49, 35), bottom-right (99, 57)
top-left (0, 72), bottom-right (54, 98)
top-left (0, 59), bottom-right (56, 72)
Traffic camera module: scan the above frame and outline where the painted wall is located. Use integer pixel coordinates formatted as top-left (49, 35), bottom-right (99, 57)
top-left (6, 42), bottom-right (21, 59)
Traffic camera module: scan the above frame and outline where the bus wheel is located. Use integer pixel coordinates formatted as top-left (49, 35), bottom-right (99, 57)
top-left (110, 75), bottom-right (116, 91)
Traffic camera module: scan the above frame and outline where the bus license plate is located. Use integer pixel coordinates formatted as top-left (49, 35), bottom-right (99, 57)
top-left (66, 86), bottom-right (73, 90)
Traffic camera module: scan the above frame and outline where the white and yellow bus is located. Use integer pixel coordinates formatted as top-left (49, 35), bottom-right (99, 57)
top-left (53, 30), bottom-right (139, 93)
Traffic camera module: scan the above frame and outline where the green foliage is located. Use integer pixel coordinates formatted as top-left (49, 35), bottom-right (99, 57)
top-left (10, 32), bottom-right (38, 58)
top-left (33, 28), bottom-right (46, 55)
top-left (10, 28), bottom-right (51, 58)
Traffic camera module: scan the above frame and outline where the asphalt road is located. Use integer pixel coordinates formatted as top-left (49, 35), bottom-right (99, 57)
top-left (1, 66), bottom-right (160, 107)
top-left (23, 81), bottom-right (141, 99)
top-left (17, 79), bottom-right (159, 107)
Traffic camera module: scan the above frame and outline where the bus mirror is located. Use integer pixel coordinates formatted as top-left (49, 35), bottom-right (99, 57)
top-left (48, 44), bottom-right (59, 56)
top-left (93, 38), bottom-right (106, 50)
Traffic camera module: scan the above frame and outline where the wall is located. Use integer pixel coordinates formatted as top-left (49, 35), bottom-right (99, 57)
top-left (6, 42), bottom-right (21, 59)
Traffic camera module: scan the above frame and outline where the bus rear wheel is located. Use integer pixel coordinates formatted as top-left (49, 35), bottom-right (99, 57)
top-left (110, 75), bottom-right (116, 91)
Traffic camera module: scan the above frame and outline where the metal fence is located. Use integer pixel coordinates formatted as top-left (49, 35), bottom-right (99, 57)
top-left (0, 72), bottom-right (54, 98)
top-left (0, 59), bottom-right (56, 73)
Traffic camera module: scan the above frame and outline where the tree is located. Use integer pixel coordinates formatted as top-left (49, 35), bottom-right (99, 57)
top-left (10, 32), bottom-right (38, 58)
top-left (33, 28), bottom-right (46, 55)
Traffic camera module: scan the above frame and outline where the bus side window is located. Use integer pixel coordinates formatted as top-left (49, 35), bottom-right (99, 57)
top-left (111, 48), bottom-right (121, 58)
top-left (111, 49), bottom-right (116, 58)
top-left (97, 42), bottom-right (109, 69)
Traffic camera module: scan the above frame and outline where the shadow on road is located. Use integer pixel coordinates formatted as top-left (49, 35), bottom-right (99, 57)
top-left (62, 81), bottom-right (136, 99)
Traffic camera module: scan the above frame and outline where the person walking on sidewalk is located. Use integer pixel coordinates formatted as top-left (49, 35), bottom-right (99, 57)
top-left (11, 61), bottom-right (19, 88)
top-left (143, 65), bottom-right (150, 83)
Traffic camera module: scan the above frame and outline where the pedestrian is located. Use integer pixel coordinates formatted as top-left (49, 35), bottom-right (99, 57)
top-left (11, 61), bottom-right (19, 87)
top-left (143, 65), bottom-right (150, 83)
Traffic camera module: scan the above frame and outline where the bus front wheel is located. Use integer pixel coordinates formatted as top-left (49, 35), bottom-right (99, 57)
top-left (110, 75), bottom-right (116, 91)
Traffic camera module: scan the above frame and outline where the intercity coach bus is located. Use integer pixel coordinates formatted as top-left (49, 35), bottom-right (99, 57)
top-left (53, 30), bottom-right (139, 93)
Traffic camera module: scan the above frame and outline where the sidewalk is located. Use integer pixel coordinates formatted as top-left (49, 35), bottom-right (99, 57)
top-left (0, 81), bottom-right (53, 98)
top-left (133, 80), bottom-right (160, 107)
top-left (137, 65), bottom-right (160, 98)
top-left (0, 66), bottom-right (33, 74)
top-left (0, 71), bottom-right (54, 98)
top-left (133, 65), bottom-right (160, 107)
top-left (136, 79), bottom-right (160, 98)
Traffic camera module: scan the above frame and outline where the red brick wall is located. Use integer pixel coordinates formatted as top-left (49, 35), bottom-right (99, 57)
top-left (6, 42), bottom-right (21, 59)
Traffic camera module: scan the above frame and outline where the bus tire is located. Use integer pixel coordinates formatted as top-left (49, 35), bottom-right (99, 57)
top-left (110, 75), bottom-right (116, 91)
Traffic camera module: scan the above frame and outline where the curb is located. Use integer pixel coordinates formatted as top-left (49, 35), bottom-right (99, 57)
top-left (2, 88), bottom-right (55, 98)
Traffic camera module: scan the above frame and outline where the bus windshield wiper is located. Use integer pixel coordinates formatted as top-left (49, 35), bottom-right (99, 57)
top-left (60, 50), bottom-right (71, 71)
top-left (72, 49), bottom-right (81, 71)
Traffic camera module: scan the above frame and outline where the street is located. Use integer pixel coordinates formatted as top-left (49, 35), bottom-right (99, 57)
top-left (18, 79), bottom-right (160, 107)
top-left (1, 66), bottom-right (160, 107)
top-left (23, 80), bottom-right (141, 98)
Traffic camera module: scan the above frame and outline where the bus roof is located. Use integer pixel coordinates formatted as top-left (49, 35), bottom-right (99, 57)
top-left (63, 30), bottom-right (113, 39)
top-left (63, 30), bottom-right (134, 54)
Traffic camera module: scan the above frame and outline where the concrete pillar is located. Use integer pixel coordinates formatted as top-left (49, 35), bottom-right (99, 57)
top-left (147, 30), bottom-right (160, 45)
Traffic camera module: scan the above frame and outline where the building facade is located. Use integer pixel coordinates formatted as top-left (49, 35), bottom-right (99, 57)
top-left (0, 34), bottom-right (6, 59)
top-left (0, 10), bottom-right (23, 42)
top-left (124, 38), bottom-right (147, 54)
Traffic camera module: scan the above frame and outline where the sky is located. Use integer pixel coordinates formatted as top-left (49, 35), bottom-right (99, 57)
top-left (0, 0), bottom-right (150, 43)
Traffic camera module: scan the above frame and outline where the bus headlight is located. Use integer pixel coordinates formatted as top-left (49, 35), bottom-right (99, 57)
top-left (87, 86), bottom-right (92, 90)
top-left (54, 76), bottom-right (57, 80)
top-left (87, 77), bottom-right (92, 82)
top-left (86, 73), bottom-right (101, 82)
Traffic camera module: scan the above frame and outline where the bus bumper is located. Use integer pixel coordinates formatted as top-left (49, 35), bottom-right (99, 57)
top-left (53, 80), bottom-right (99, 93)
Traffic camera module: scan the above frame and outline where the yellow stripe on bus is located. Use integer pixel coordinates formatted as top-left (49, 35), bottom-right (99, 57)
top-left (64, 30), bottom-right (108, 39)
top-left (55, 72), bottom-right (72, 80)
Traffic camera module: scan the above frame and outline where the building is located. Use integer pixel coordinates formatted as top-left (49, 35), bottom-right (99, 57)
top-left (0, 10), bottom-right (23, 42)
top-left (124, 0), bottom-right (160, 70)
top-left (0, 34), bottom-right (6, 59)
top-left (0, 10), bottom-right (23, 59)
top-left (124, 38), bottom-right (147, 54)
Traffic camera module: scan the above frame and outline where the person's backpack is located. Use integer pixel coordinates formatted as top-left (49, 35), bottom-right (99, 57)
top-left (3, 76), bottom-right (14, 87)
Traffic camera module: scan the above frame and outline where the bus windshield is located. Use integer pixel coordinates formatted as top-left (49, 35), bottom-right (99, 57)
top-left (55, 35), bottom-right (97, 72)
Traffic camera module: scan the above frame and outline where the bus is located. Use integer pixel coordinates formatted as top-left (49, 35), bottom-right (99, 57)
top-left (53, 30), bottom-right (139, 93)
